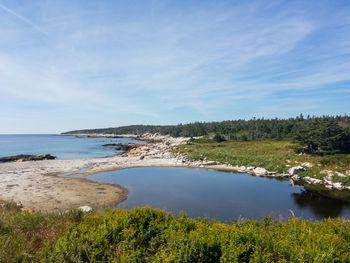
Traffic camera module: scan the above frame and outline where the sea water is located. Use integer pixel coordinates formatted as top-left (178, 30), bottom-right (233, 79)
top-left (0, 134), bottom-right (143, 159)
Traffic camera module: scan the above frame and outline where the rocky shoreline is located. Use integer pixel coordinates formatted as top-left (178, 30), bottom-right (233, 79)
top-left (0, 133), bottom-right (349, 211)
top-left (64, 133), bottom-right (350, 191)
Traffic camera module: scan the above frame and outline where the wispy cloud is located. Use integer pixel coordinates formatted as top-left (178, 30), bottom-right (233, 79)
top-left (0, 2), bottom-right (47, 35)
top-left (0, 0), bottom-right (349, 133)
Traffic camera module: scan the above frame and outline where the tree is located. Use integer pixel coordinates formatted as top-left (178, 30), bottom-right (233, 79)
top-left (294, 118), bottom-right (350, 154)
top-left (213, 133), bottom-right (225, 142)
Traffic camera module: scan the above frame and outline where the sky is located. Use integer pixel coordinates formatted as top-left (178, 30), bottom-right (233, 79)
top-left (0, 0), bottom-right (349, 134)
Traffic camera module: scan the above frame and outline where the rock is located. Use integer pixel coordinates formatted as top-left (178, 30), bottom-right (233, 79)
top-left (0, 154), bottom-right (56, 163)
top-left (303, 176), bottom-right (323, 184)
top-left (332, 182), bottom-right (343, 190)
top-left (203, 161), bottom-right (217, 166)
top-left (102, 143), bottom-right (139, 152)
top-left (16, 200), bottom-right (23, 208)
top-left (291, 174), bottom-right (300, 181)
top-left (253, 167), bottom-right (267, 176)
top-left (302, 162), bottom-right (312, 168)
top-left (78, 206), bottom-right (93, 213)
top-left (335, 172), bottom-right (346, 177)
top-left (281, 173), bottom-right (291, 178)
top-left (288, 166), bottom-right (306, 176)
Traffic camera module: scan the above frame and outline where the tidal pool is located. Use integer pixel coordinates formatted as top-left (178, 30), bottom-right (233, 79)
top-left (80, 167), bottom-right (350, 221)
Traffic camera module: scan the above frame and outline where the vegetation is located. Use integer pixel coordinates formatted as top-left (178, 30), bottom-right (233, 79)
top-left (175, 139), bottom-right (350, 183)
top-left (64, 115), bottom-right (350, 155)
top-left (0, 200), bottom-right (84, 262)
top-left (2, 204), bottom-right (350, 262)
top-left (294, 117), bottom-right (350, 154)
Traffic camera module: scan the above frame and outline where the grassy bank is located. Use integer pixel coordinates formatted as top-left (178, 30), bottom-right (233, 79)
top-left (174, 139), bottom-right (350, 185)
top-left (1, 204), bottom-right (350, 262)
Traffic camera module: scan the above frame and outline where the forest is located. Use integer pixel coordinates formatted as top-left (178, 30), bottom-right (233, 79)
top-left (64, 115), bottom-right (350, 154)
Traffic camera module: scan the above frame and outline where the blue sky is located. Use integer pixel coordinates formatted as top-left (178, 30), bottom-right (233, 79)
top-left (0, 0), bottom-right (349, 133)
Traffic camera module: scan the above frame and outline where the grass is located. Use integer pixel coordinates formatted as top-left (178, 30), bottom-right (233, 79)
top-left (174, 139), bottom-right (350, 183)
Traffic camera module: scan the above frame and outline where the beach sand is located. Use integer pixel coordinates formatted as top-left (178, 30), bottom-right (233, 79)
top-left (0, 135), bottom-right (189, 211)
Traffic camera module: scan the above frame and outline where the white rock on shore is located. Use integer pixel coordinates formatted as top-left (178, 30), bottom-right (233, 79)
top-left (253, 167), bottom-right (268, 176)
top-left (288, 166), bottom-right (305, 176)
top-left (78, 206), bottom-right (93, 213)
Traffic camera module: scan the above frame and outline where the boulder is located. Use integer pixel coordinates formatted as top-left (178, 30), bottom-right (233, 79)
top-left (288, 166), bottom-right (306, 176)
top-left (291, 174), bottom-right (300, 181)
top-left (332, 182), bottom-right (343, 190)
top-left (78, 206), bottom-right (93, 213)
top-left (335, 172), bottom-right (346, 177)
top-left (253, 167), bottom-right (267, 176)
top-left (302, 162), bottom-right (312, 168)
top-left (303, 176), bottom-right (323, 184)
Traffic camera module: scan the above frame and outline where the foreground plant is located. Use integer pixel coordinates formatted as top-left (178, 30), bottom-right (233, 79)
top-left (44, 207), bottom-right (350, 262)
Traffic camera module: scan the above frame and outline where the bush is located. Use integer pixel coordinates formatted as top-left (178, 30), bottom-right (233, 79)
top-left (0, 201), bottom-right (84, 263)
top-left (44, 207), bottom-right (350, 262)
top-left (213, 133), bottom-right (225, 142)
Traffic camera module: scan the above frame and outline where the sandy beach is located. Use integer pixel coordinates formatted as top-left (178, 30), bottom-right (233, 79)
top-left (0, 134), bottom-right (191, 211)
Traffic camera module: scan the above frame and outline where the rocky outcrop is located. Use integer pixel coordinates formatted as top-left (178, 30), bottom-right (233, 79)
top-left (288, 166), bottom-right (306, 176)
top-left (0, 154), bottom-right (56, 163)
top-left (59, 133), bottom-right (350, 191)
top-left (102, 142), bottom-right (143, 152)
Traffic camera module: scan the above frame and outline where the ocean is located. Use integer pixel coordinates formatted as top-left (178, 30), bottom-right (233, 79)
top-left (0, 134), bottom-right (143, 159)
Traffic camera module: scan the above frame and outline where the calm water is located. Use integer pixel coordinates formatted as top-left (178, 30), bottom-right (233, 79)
top-left (80, 167), bottom-right (350, 221)
top-left (0, 134), bottom-right (143, 159)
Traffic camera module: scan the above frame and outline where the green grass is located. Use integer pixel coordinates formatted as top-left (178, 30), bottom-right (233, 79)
top-left (174, 139), bottom-right (350, 183)
top-left (1, 203), bottom-right (350, 262)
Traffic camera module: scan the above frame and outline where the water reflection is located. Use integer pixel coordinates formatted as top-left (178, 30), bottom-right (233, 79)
top-left (292, 189), bottom-right (350, 218)
top-left (79, 167), bottom-right (350, 221)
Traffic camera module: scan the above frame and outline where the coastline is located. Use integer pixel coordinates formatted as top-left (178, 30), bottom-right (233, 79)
top-left (1, 133), bottom-right (349, 211)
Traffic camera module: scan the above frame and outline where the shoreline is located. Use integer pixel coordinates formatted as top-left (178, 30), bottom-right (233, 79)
top-left (1, 133), bottom-right (350, 211)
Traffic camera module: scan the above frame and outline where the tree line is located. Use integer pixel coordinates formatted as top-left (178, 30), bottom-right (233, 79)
top-left (63, 115), bottom-right (350, 154)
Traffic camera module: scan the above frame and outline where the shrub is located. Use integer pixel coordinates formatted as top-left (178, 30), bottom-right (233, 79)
top-left (45, 207), bottom-right (350, 262)
top-left (213, 133), bottom-right (225, 143)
